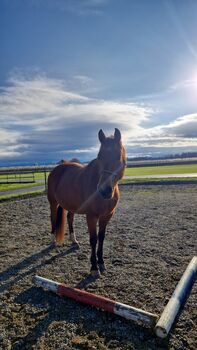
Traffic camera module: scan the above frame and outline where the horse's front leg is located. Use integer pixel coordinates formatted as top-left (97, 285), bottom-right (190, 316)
top-left (86, 214), bottom-right (99, 277)
top-left (97, 213), bottom-right (113, 273)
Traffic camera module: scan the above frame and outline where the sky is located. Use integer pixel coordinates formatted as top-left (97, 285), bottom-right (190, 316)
top-left (1, 0), bottom-right (197, 166)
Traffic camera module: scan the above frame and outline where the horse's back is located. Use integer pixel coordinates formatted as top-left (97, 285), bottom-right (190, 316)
top-left (48, 163), bottom-right (84, 188)
top-left (47, 162), bottom-right (85, 208)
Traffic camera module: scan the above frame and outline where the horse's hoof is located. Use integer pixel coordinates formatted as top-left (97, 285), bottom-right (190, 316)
top-left (55, 241), bottom-right (65, 247)
top-left (50, 234), bottom-right (56, 243)
top-left (98, 263), bottom-right (106, 274)
top-left (90, 269), bottom-right (100, 278)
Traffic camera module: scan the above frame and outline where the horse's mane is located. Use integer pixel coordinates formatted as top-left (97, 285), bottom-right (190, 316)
top-left (86, 158), bottom-right (99, 169)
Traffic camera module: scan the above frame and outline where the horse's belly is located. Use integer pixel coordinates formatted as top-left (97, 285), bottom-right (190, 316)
top-left (64, 203), bottom-right (87, 214)
top-left (58, 201), bottom-right (80, 213)
top-left (57, 195), bottom-right (86, 214)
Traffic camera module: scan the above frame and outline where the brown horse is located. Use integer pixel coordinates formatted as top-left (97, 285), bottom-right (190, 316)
top-left (47, 128), bottom-right (126, 276)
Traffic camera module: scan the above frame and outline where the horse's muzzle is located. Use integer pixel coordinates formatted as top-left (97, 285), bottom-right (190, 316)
top-left (98, 186), bottom-right (113, 199)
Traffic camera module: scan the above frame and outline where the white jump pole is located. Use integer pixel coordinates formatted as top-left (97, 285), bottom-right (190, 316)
top-left (155, 256), bottom-right (197, 338)
top-left (33, 256), bottom-right (197, 337)
top-left (33, 275), bottom-right (158, 328)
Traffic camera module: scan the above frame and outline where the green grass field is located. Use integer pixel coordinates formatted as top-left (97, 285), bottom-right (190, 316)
top-left (0, 182), bottom-right (44, 192)
top-left (125, 164), bottom-right (197, 176)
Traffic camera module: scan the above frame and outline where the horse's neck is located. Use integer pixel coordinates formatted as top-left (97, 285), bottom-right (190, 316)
top-left (85, 158), bottom-right (100, 175)
top-left (83, 159), bottom-right (100, 186)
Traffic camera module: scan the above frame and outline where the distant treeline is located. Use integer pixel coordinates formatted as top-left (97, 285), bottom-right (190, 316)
top-left (127, 152), bottom-right (197, 162)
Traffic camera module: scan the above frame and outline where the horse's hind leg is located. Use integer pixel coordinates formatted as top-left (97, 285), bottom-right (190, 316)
top-left (49, 200), bottom-right (58, 237)
top-left (97, 213), bottom-right (113, 273)
top-left (49, 200), bottom-right (65, 246)
top-left (67, 211), bottom-right (79, 247)
top-left (54, 205), bottom-right (66, 245)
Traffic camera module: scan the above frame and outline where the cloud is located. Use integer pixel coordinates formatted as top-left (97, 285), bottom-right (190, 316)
top-left (1, 74), bottom-right (88, 117)
top-left (0, 129), bottom-right (21, 157)
top-left (0, 73), bottom-right (151, 163)
top-left (1, 72), bottom-right (197, 165)
top-left (146, 113), bottom-right (197, 140)
top-left (43, 0), bottom-right (109, 16)
top-left (126, 113), bottom-right (197, 157)
top-left (4, 0), bottom-right (109, 15)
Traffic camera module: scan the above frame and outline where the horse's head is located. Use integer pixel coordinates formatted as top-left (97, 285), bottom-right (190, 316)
top-left (97, 128), bottom-right (126, 199)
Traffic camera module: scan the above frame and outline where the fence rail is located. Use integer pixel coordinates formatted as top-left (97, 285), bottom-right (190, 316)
top-left (0, 166), bottom-right (54, 188)
top-left (0, 172), bottom-right (35, 184)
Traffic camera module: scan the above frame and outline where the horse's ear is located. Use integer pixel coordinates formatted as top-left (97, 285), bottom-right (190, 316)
top-left (98, 129), bottom-right (106, 143)
top-left (114, 128), bottom-right (121, 142)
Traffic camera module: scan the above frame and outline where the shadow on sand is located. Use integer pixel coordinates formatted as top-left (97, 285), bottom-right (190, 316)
top-left (0, 244), bottom-right (78, 294)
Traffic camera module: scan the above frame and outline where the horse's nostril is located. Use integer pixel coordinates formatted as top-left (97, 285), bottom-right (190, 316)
top-left (99, 186), bottom-right (112, 199)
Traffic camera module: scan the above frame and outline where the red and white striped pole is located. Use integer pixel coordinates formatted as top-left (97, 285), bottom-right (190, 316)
top-left (33, 275), bottom-right (157, 328)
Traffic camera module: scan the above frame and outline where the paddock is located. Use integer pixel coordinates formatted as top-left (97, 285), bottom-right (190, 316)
top-left (0, 184), bottom-right (196, 349)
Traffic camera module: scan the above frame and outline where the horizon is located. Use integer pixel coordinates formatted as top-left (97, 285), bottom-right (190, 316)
top-left (1, 0), bottom-right (197, 167)
top-left (1, 151), bottom-right (197, 169)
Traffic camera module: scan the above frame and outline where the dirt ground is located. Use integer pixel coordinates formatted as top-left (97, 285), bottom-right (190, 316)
top-left (0, 185), bottom-right (197, 350)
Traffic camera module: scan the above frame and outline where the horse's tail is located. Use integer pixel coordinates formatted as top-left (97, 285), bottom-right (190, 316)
top-left (55, 205), bottom-right (66, 243)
